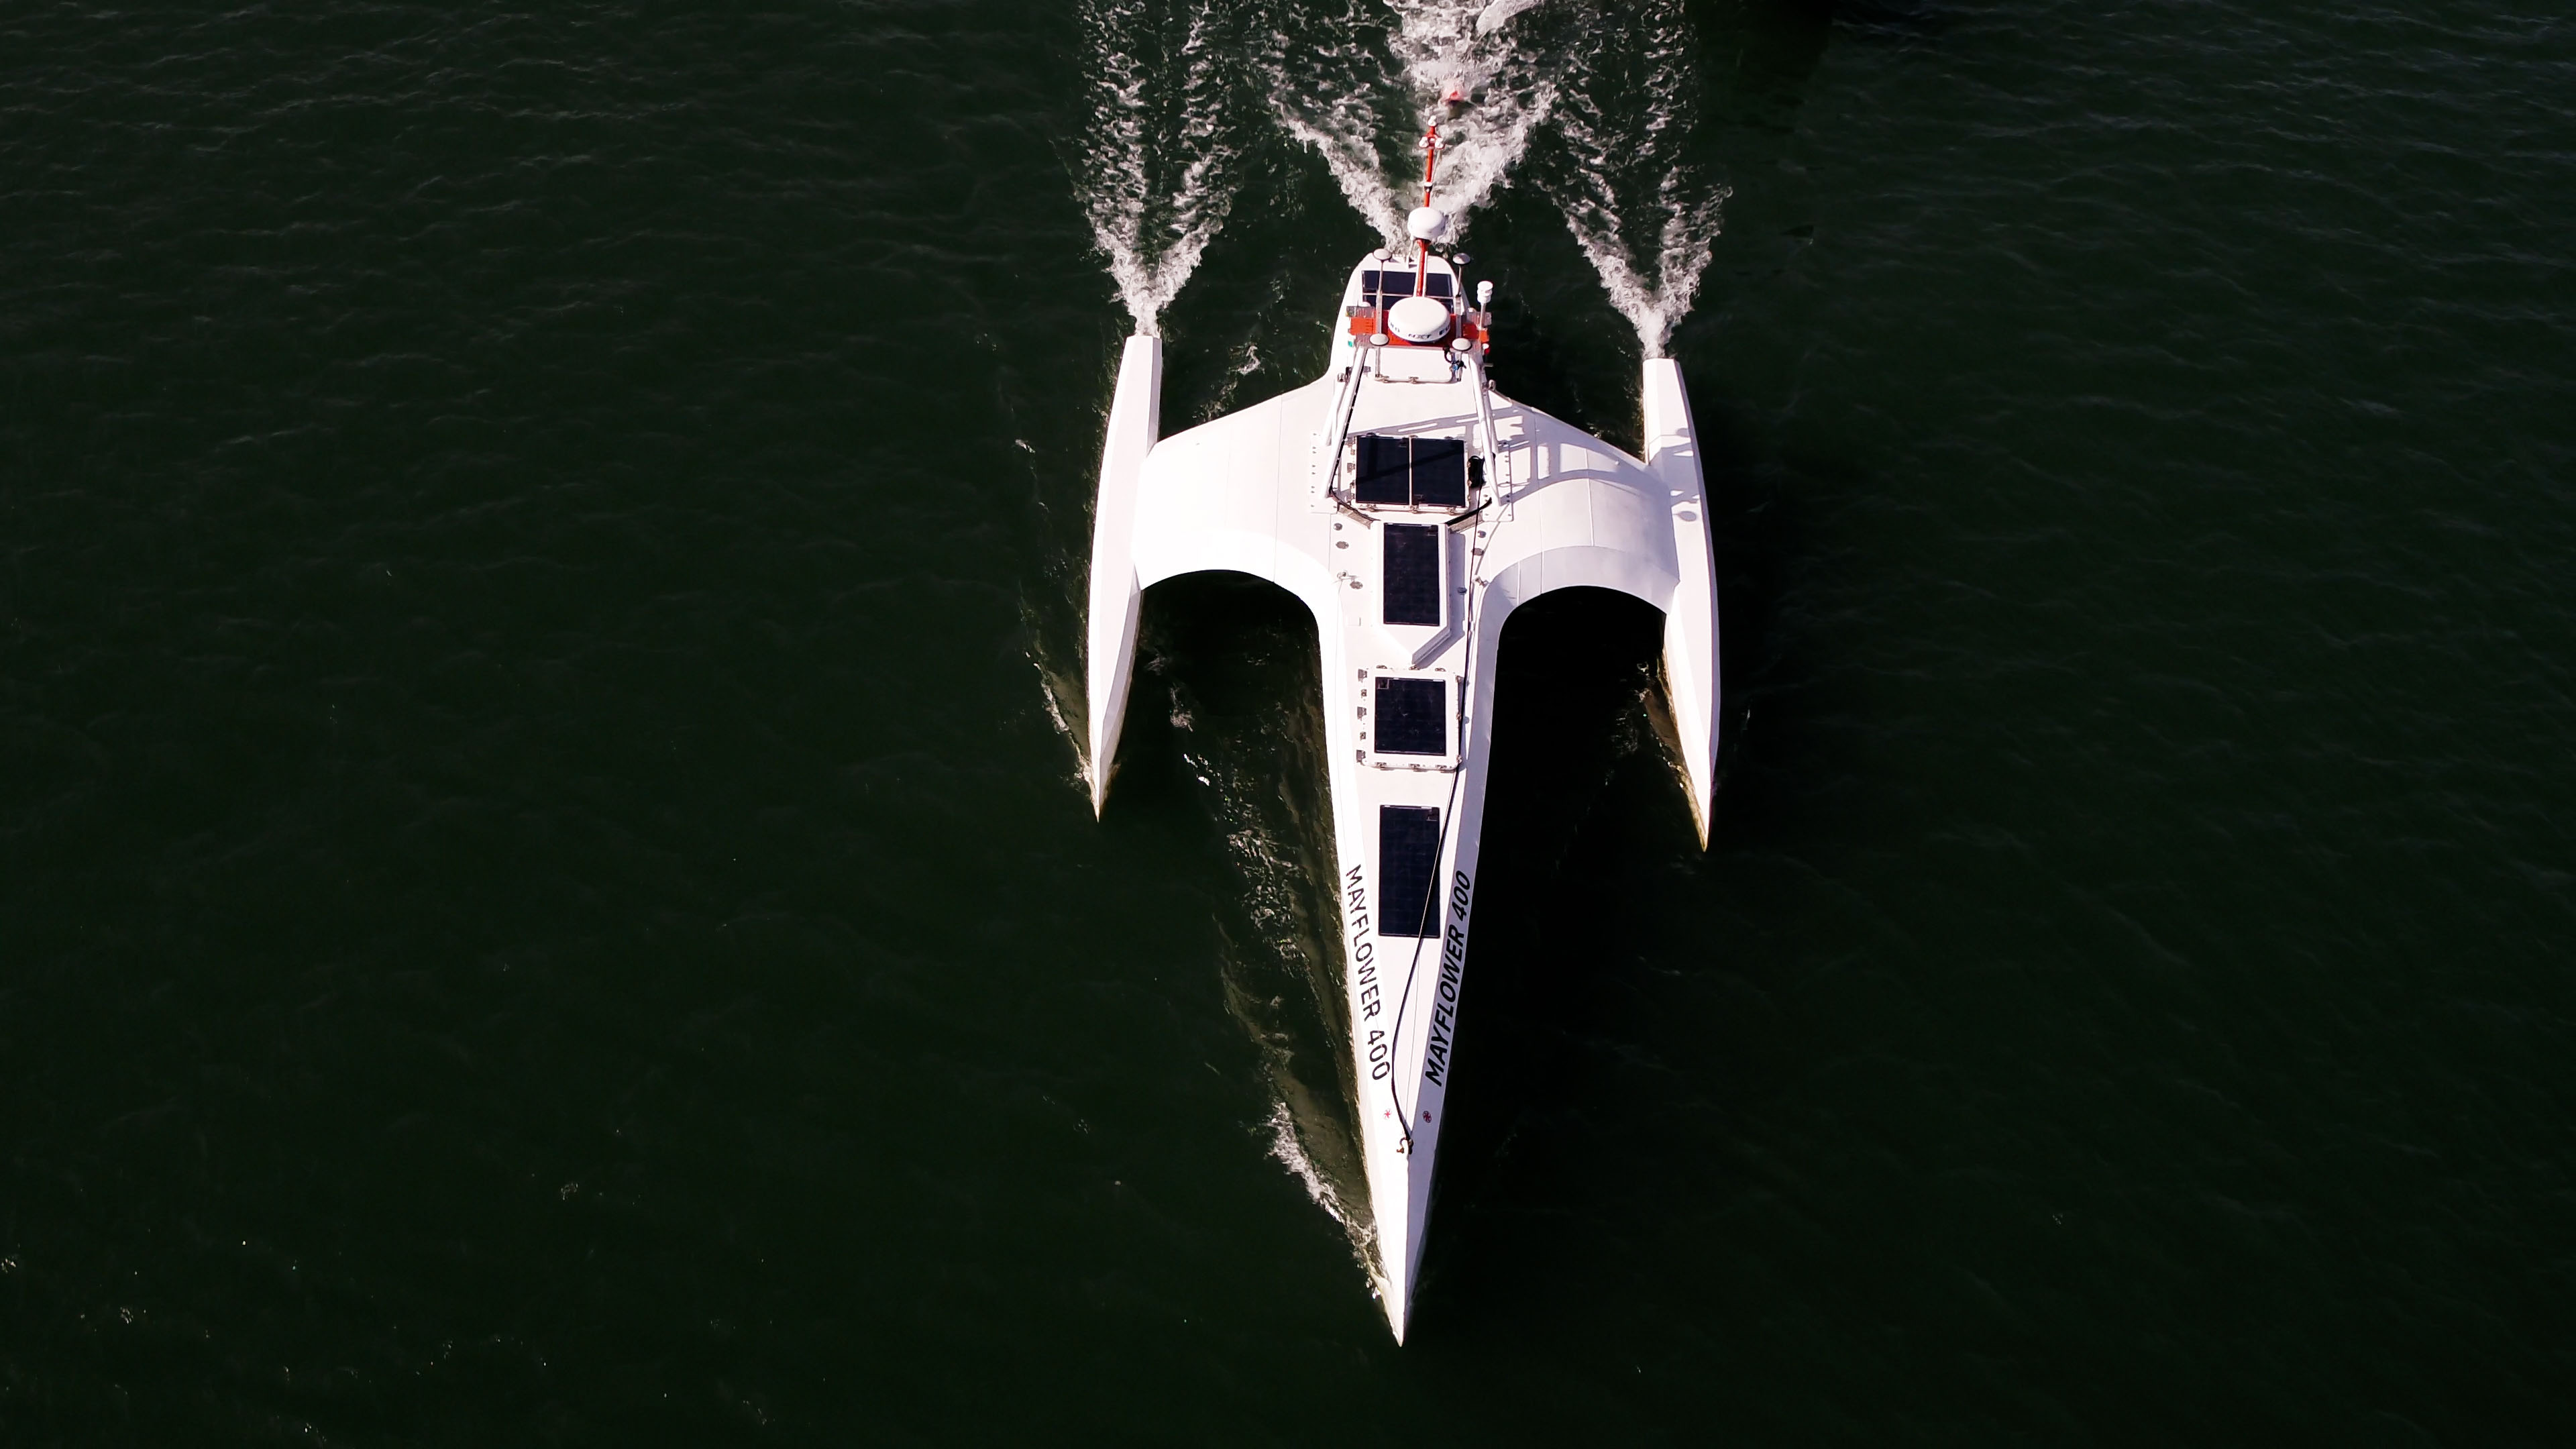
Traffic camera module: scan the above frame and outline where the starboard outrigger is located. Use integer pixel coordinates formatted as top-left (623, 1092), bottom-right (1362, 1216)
top-left (1083, 125), bottom-right (1719, 1342)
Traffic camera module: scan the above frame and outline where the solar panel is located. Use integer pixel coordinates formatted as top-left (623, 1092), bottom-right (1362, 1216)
top-left (1379, 806), bottom-right (1442, 938)
top-left (1374, 677), bottom-right (1447, 755)
top-left (1383, 524), bottom-right (1441, 626)
top-left (1364, 270), bottom-right (1417, 303)
top-left (1411, 439), bottom-right (1468, 508)
top-left (1362, 269), bottom-right (1454, 302)
top-left (1352, 435), bottom-right (1477, 510)
top-left (1355, 435), bottom-right (1411, 505)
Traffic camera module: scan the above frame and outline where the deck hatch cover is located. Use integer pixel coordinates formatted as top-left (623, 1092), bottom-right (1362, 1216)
top-left (1374, 678), bottom-right (1447, 755)
top-left (1382, 525), bottom-right (1442, 626)
top-left (1379, 806), bottom-right (1442, 938)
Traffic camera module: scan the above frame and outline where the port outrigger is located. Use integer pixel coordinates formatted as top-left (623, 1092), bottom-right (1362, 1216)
top-left (1083, 125), bottom-right (1719, 1342)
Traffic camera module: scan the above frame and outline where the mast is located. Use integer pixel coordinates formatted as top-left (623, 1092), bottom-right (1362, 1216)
top-left (1416, 123), bottom-right (1440, 291)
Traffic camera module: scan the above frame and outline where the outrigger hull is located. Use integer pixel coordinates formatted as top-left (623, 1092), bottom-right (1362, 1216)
top-left (1085, 258), bottom-right (1716, 1340)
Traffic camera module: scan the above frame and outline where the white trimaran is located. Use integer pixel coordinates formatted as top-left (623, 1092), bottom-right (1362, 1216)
top-left (1083, 123), bottom-right (1719, 1342)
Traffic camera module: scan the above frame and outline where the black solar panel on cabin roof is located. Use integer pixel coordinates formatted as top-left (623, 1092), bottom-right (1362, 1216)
top-left (1410, 439), bottom-right (1468, 508)
top-left (1378, 805), bottom-right (1442, 938)
top-left (1352, 435), bottom-right (1474, 510)
top-left (1363, 268), bottom-right (1456, 302)
top-left (1364, 270), bottom-right (1417, 303)
top-left (1382, 524), bottom-right (1441, 625)
top-left (1355, 435), bottom-right (1411, 506)
top-left (1374, 677), bottom-right (1447, 755)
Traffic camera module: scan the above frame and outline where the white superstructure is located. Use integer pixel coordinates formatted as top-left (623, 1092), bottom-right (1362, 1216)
top-left (1082, 136), bottom-right (1718, 1342)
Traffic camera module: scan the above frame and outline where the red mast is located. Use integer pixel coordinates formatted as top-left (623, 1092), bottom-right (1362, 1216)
top-left (1417, 122), bottom-right (1440, 290)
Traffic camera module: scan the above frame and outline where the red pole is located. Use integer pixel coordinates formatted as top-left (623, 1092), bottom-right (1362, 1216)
top-left (1417, 123), bottom-right (1440, 288)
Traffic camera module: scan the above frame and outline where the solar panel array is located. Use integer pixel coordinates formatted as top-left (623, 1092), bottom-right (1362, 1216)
top-left (1354, 436), bottom-right (1469, 509)
top-left (1362, 269), bottom-right (1456, 303)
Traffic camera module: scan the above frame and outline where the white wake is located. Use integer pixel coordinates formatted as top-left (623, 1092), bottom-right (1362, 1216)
top-left (1264, 1100), bottom-right (1347, 1224)
top-left (1079, 0), bottom-right (1724, 356)
top-left (1255, 0), bottom-right (1562, 247)
top-left (1546, 0), bottom-right (1727, 357)
top-left (1075, 0), bottom-right (1243, 335)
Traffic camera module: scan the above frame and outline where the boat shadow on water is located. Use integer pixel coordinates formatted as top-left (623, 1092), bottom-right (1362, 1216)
top-left (1116, 572), bottom-right (1377, 1273)
top-left (1399, 426), bottom-right (1874, 1341)
top-left (1105, 396), bottom-right (1872, 1338)
top-left (1125, 574), bottom-right (1698, 1321)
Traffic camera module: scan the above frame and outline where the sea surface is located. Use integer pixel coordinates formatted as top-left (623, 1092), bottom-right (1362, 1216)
top-left (5, 0), bottom-right (2573, 1442)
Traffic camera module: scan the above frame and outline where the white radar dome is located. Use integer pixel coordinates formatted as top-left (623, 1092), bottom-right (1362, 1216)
top-left (1405, 207), bottom-right (1453, 242)
top-left (1387, 294), bottom-right (1452, 345)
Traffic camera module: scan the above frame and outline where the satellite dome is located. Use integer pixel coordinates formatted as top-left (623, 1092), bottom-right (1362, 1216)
top-left (1405, 207), bottom-right (1452, 242)
top-left (1387, 295), bottom-right (1452, 345)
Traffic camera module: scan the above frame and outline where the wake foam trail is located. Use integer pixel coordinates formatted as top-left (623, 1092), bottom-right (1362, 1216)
top-left (1254, 0), bottom-right (1564, 246)
top-left (1544, 0), bottom-right (1727, 357)
top-left (1263, 1098), bottom-right (1387, 1297)
top-left (1264, 1100), bottom-right (1346, 1224)
top-left (1076, 0), bottom-right (1244, 335)
top-left (1274, 105), bottom-right (1408, 247)
top-left (1022, 630), bottom-right (1093, 798)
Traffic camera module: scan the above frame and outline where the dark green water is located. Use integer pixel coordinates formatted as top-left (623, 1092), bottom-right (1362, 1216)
top-left (5, 0), bottom-right (2573, 1441)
